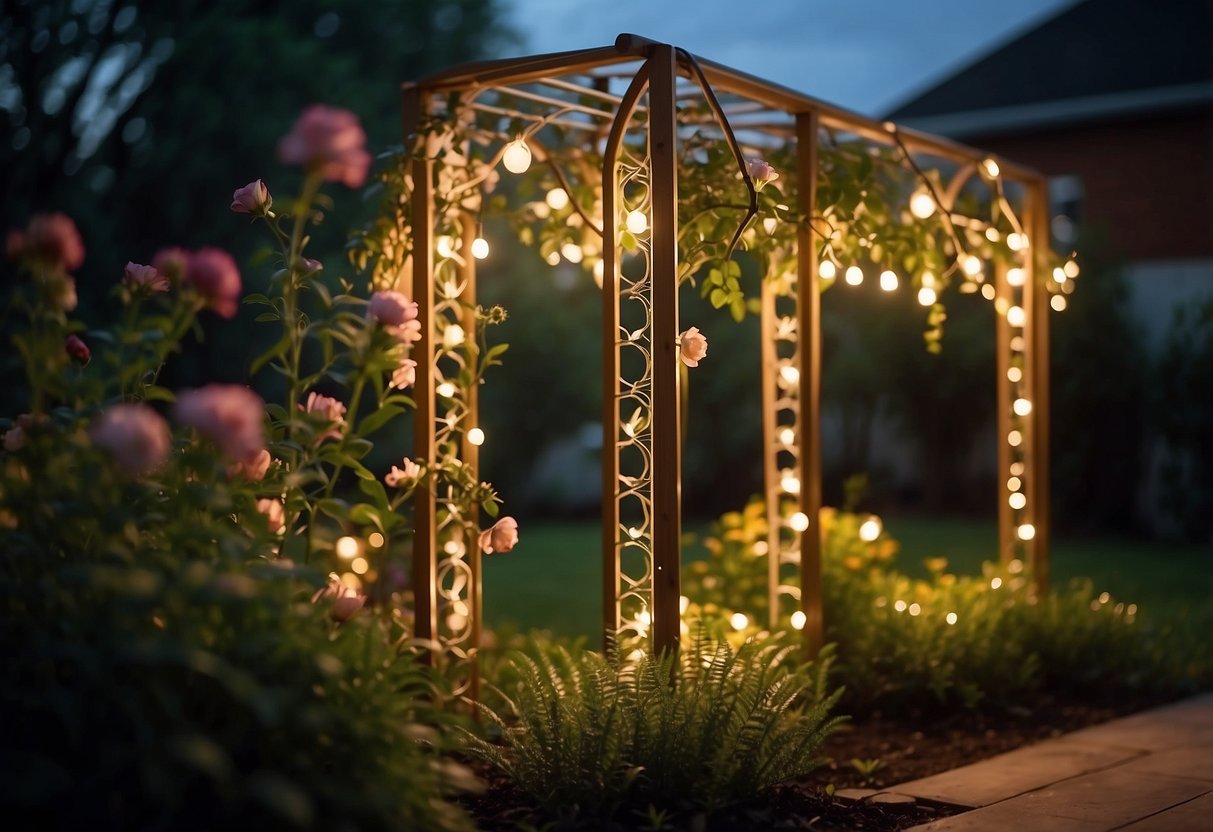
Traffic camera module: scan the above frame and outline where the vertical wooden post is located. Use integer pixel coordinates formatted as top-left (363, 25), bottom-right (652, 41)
top-left (994, 260), bottom-right (1014, 565)
top-left (795, 111), bottom-right (824, 656)
top-left (460, 212), bottom-right (482, 701)
top-left (404, 85), bottom-right (438, 651)
top-left (648, 45), bottom-right (682, 657)
top-left (601, 127), bottom-right (622, 650)
top-left (760, 284), bottom-right (781, 629)
top-left (1027, 177), bottom-right (1052, 593)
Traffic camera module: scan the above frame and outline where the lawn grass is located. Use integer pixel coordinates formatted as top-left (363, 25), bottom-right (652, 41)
top-left (483, 516), bottom-right (1212, 640)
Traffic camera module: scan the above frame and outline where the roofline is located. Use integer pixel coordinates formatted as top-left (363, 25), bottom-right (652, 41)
top-left (892, 81), bottom-right (1213, 139)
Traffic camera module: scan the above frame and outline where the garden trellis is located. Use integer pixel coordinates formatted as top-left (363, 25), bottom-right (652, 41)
top-left (392, 34), bottom-right (1070, 673)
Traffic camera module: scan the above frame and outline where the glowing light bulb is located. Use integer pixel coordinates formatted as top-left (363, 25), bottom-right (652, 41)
top-left (986, 227), bottom-right (1001, 242)
top-left (1007, 367), bottom-right (1023, 383)
top-left (981, 283), bottom-right (996, 300)
top-left (443, 323), bottom-right (466, 349)
top-left (819, 261), bottom-right (837, 280)
top-left (990, 577), bottom-right (1003, 589)
top-left (909, 190), bottom-right (935, 219)
top-left (1008, 430), bottom-right (1023, 447)
top-left (336, 536), bottom-right (359, 560)
top-left (545, 187), bottom-right (569, 210)
top-left (894, 599), bottom-right (907, 612)
top-left (908, 603), bottom-right (922, 616)
top-left (752, 540), bottom-right (769, 556)
top-left (791, 610), bottom-right (807, 630)
top-left (845, 266), bottom-right (863, 286)
top-left (560, 242), bottom-right (584, 263)
top-left (351, 557), bottom-right (369, 575)
top-left (789, 512), bottom-right (810, 532)
top-left (1051, 295), bottom-right (1067, 312)
top-left (436, 382), bottom-right (456, 398)
top-left (1010, 335), bottom-right (1025, 352)
top-left (1017, 523), bottom-right (1036, 541)
top-left (730, 612), bottom-right (749, 631)
top-left (471, 237), bottom-right (490, 259)
top-left (1009, 492), bottom-right (1027, 510)
top-left (502, 137), bottom-right (532, 174)
top-left (858, 516), bottom-right (882, 542)
top-left (918, 286), bottom-right (937, 306)
top-left (544, 250), bottom-right (561, 266)
top-left (1053, 266), bottom-right (1067, 283)
top-left (982, 158), bottom-right (1001, 178)
top-left (1010, 461), bottom-right (1025, 476)
top-left (1008, 476), bottom-right (1022, 492)
top-left (780, 473), bottom-right (801, 494)
top-left (880, 270), bottom-right (899, 291)
top-left (625, 210), bottom-right (647, 234)
top-left (368, 532), bottom-right (385, 548)
top-left (1013, 398), bottom-right (1032, 416)
top-left (1007, 233), bottom-right (1027, 252)
top-left (946, 612), bottom-right (958, 625)
top-left (1007, 268), bottom-right (1025, 287)
top-left (780, 365), bottom-right (800, 385)
top-left (778, 427), bottom-right (796, 446)
top-left (467, 427), bottom-right (485, 446)
top-left (1064, 259), bottom-right (1080, 278)
top-left (1007, 305), bottom-right (1026, 327)
top-left (962, 255), bottom-right (983, 276)
top-left (762, 217), bottom-right (778, 234)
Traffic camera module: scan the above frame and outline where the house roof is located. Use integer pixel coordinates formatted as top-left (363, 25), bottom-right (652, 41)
top-left (886, 0), bottom-right (1213, 136)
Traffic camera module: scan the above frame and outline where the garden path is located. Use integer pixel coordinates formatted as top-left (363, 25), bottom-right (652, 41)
top-left (892, 693), bottom-right (1213, 831)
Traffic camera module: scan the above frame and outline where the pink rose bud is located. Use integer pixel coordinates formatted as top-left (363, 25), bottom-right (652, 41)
top-left (384, 457), bottom-right (422, 488)
top-left (478, 516), bottom-right (519, 555)
top-left (184, 247), bottom-right (242, 318)
top-left (255, 497), bottom-right (286, 533)
top-left (367, 290), bottom-right (418, 326)
top-left (17, 212), bottom-right (85, 271)
top-left (65, 334), bottom-right (90, 363)
top-left (277, 104), bottom-right (372, 188)
top-left (230, 179), bottom-right (272, 215)
top-left (123, 262), bottom-right (169, 292)
top-left (174, 384), bottom-right (265, 461)
top-left (311, 574), bottom-right (366, 622)
top-left (90, 403), bottom-right (172, 475)
top-left (301, 257), bottom-right (323, 273)
top-left (228, 447), bottom-right (272, 481)
top-left (300, 391), bottom-right (346, 443)
top-left (152, 247), bottom-right (189, 284)
top-left (679, 327), bottom-right (708, 367)
top-left (745, 158), bottom-right (780, 190)
top-left (389, 358), bottom-right (417, 390)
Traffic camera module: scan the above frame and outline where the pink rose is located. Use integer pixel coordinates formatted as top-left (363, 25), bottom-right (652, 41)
top-left (255, 498), bottom-right (286, 533)
top-left (174, 384), bottom-right (265, 461)
top-left (384, 457), bottom-right (421, 488)
top-left (478, 516), bottom-right (519, 555)
top-left (228, 447), bottom-right (272, 481)
top-left (11, 213), bottom-right (85, 271)
top-left (65, 334), bottom-right (90, 363)
top-left (230, 179), bottom-right (271, 215)
top-left (367, 290), bottom-right (417, 326)
top-left (277, 105), bottom-right (372, 188)
top-left (300, 391), bottom-right (346, 443)
top-left (123, 262), bottom-right (169, 293)
top-left (184, 248), bottom-right (242, 318)
top-left (90, 403), bottom-right (172, 475)
top-left (746, 158), bottom-right (779, 190)
top-left (390, 358), bottom-right (417, 390)
top-left (311, 573), bottom-right (366, 622)
top-left (679, 327), bottom-right (708, 367)
top-left (152, 247), bottom-right (189, 284)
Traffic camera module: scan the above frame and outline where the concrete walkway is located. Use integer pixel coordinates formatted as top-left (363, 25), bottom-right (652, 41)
top-left (893, 693), bottom-right (1213, 831)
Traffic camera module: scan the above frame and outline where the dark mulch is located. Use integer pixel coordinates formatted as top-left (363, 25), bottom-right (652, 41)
top-left (461, 695), bottom-right (1152, 831)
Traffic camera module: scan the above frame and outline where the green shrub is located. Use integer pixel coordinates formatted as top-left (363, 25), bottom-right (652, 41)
top-left (462, 635), bottom-right (843, 824)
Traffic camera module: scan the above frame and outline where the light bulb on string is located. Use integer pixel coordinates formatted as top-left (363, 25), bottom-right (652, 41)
top-left (502, 137), bottom-right (532, 174)
top-left (545, 187), bottom-right (569, 210)
top-left (909, 190), bottom-right (936, 219)
top-left (918, 286), bottom-right (937, 306)
top-left (845, 266), bottom-right (863, 286)
top-left (471, 228), bottom-right (490, 260)
top-left (819, 260), bottom-right (837, 280)
top-left (880, 270), bottom-right (899, 292)
top-left (625, 210), bottom-right (648, 234)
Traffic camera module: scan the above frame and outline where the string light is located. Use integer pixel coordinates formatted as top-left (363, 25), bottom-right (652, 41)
top-left (780, 472), bottom-right (801, 494)
top-left (1064, 259), bottom-right (1080, 278)
top-left (1007, 267), bottom-right (1026, 287)
top-left (637, 609), bottom-right (651, 627)
top-left (560, 242), bottom-right (584, 263)
top-left (351, 557), bottom-right (369, 575)
top-left (981, 284), bottom-right (996, 300)
top-left (1013, 397), bottom-right (1033, 416)
top-left (780, 365), bottom-right (800, 385)
top-left (625, 210), bottom-right (647, 234)
top-left (1007, 306), bottom-right (1026, 327)
top-left (946, 612), bottom-right (958, 625)
top-left (680, 595), bottom-right (690, 614)
top-left (880, 270), bottom-right (899, 291)
top-left (1010, 335), bottom-right (1025, 351)
top-left (789, 512), bottom-right (810, 532)
top-left (858, 516), bottom-right (882, 542)
top-left (982, 158), bottom-right (1001, 178)
top-left (845, 266), bottom-right (863, 286)
top-left (368, 532), bottom-right (385, 548)
top-left (908, 603), bottom-right (922, 616)
top-left (544, 251), bottom-right (561, 266)
top-left (778, 426), bottom-right (796, 446)
top-left (1009, 492), bottom-right (1027, 510)
top-left (1007, 367), bottom-right (1023, 383)
top-left (730, 612), bottom-right (749, 631)
top-left (1017, 524), bottom-right (1036, 541)
top-left (1008, 476), bottom-right (1022, 491)
top-left (1007, 232), bottom-right (1028, 251)
top-left (819, 261), bottom-right (837, 280)
top-left (894, 599), bottom-right (907, 612)
top-left (985, 227), bottom-right (1001, 242)
top-left (962, 255), bottom-right (983, 276)
top-left (990, 577), bottom-right (1003, 589)
top-left (1010, 461), bottom-right (1024, 476)
top-left (471, 237), bottom-right (490, 259)
top-left (593, 259), bottom-right (605, 287)
top-left (467, 427), bottom-right (485, 446)
top-left (1053, 266), bottom-right (1068, 283)
top-left (909, 190), bottom-right (935, 219)
top-left (545, 187), bottom-right (569, 210)
top-left (918, 286), bottom-right (937, 306)
top-left (790, 610), bottom-right (807, 630)
top-left (502, 137), bottom-right (532, 173)
top-left (1051, 295), bottom-right (1068, 312)
top-left (436, 382), bottom-right (456, 398)
top-left (1008, 430), bottom-right (1023, 447)
top-left (336, 536), bottom-right (359, 559)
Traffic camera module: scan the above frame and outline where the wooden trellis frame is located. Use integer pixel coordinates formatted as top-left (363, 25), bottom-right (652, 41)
top-left (401, 34), bottom-right (1054, 666)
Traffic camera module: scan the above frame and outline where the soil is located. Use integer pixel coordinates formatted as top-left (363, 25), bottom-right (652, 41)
top-left (461, 696), bottom-right (1148, 831)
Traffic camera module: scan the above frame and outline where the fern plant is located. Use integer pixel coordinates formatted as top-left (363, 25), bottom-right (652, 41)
top-left (461, 635), bottom-right (844, 823)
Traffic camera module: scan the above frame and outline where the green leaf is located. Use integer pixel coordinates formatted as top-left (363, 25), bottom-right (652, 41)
top-left (357, 477), bottom-right (390, 510)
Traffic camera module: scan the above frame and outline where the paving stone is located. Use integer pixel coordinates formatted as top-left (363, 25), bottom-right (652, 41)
top-left (893, 737), bottom-right (1141, 807)
top-left (999, 766), bottom-right (1209, 827)
top-left (1118, 746), bottom-right (1213, 782)
top-left (907, 803), bottom-right (1108, 831)
top-left (869, 791), bottom-right (916, 807)
top-left (1117, 790), bottom-right (1213, 831)
top-left (833, 787), bottom-right (879, 802)
top-left (1065, 695), bottom-right (1213, 751)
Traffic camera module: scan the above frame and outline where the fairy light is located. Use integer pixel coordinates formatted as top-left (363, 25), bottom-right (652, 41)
top-left (1007, 267), bottom-right (1026, 287)
top-left (1053, 266), bottom-right (1067, 284)
top-left (982, 158), bottom-right (1000, 178)
top-left (467, 427), bottom-right (485, 446)
top-left (1007, 306), bottom-right (1026, 327)
top-left (918, 286), bottom-right (937, 306)
top-left (962, 255), bottom-right (983, 276)
top-left (625, 210), bottom-right (648, 234)
top-left (443, 540), bottom-right (463, 556)
top-left (560, 242), bottom-right (584, 263)
top-left (858, 516), bottom-right (882, 542)
top-left (1007, 233), bottom-right (1027, 252)
top-left (981, 284), bottom-right (996, 300)
top-left (909, 190), bottom-right (936, 219)
top-left (908, 603), bottom-right (922, 617)
top-left (502, 137), bottom-right (532, 174)
top-left (985, 227), bottom-right (1001, 242)
top-left (1064, 259), bottom-right (1080, 278)
top-left (336, 536), bottom-right (359, 560)
top-left (778, 426), bottom-right (796, 446)
top-left (368, 532), bottom-right (385, 548)
top-left (1011, 461), bottom-right (1024, 477)
top-left (1013, 398), bottom-right (1033, 416)
top-left (1008, 476), bottom-right (1022, 492)
top-left (1010, 335), bottom-right (1025, 352)
top-left (1007, 367), bottom-right (1022, 383)
top-left (545, 187), bottom-right (569, 210)
top-left (790, 610), bottom-right (807, 630)
top-left (789, 511), bottom-right (810, 532)
top-left (436, 382), bottom-right (456, 398)
top-left (1009, 492), bottom-right (1027, 510)
top-left (1017, 523), bottom-right (1036, 541)
top-left (731, 612), bottom-right (749, 631)
top-left (780, 365), bottom-right (800, 385)
top-left (946, 612), bottom-right (958, 625)
top-left (990, 577), bottom-right (1003, 589)
top-left (1051, 295), bottom-right (1068, 312)
top-left (762, 217), bottom-right (778, 234)
top-left (1008, 430), bottom-right (1023, 447)
top-left (1098, 591), bottom-right (1110, 605)
top-left (894, 599), bottom-right (907, 612)
top-left (443, 324), bottom-right (466, 349)
top-left (752, 540), bottom-right (769, 556)
top-left (845, 266), bottom-right (864, 286)
top-left (351, 557), bottom-right (369, 575)
top-left (819, 260), bottom-right (837, 280)
top-left (880, 270), bottom-right (899, 291)
top-left (544, 251), bottom-right (561, 266)
top-left (471, 237), bottom-right (490, 259)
